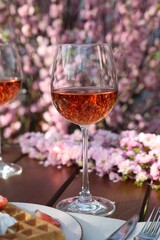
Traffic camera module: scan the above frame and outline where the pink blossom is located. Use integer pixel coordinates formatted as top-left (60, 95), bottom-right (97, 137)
top-left (135, 153), bottom-right (154, 164)
top-left (49, 4), bottom-right (63, 19)
top-left (109, 172), bottom-right (122, 182)
top-left (150, 163), bottom-right (160, 181)
top-left (38, 16), bottom-right (49, 32)
top-left (18, 128), bottom-right (160, 188)
top-left (118, 159), bottom-right (136, 175)
top-left (109, 148), bottom-right (125, 166)
top-left (47, 140), bottom-right (81, 166)
top-left (0, 112), bottom-right (13, 127)
top-left (18, 4), bottom-right (30, 17)
top-left (37, 45), bottom-right (47, 57)
top-left (135, 170), bottom-right (149, 182)
top-left (138, 133), bottom-right (160, 150)
top-left (120, 137), bottom-right (142, 149)
top-left (149, 149), bottom-right (160, 161)
top-left (21, 24), bottom-right (31, 37)
top-left (124, 150), bottom-right (136, 158)
top-left (28, 148), bottom-right (43, 160)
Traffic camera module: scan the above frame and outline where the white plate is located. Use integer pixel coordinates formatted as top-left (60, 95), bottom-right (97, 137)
top-left (12, 202), bottom-right (82, 240)
top-left (12, 203), bottom-right (158, 240)
top-left (70, 213), bottom-right (149, 240)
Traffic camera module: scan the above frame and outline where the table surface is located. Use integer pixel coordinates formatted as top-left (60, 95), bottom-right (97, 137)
top-left (0, 145), bottom-right (160, 221)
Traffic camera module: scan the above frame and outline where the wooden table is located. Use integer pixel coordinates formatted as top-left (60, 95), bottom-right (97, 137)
top-left (0, 145), bottom-right (159, 222)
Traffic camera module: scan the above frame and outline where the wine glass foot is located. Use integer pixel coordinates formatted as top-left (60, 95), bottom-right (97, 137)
top-left (0, 163), bottom-right (22, 179)
top-left (56, 196), bottom-right (115, 216)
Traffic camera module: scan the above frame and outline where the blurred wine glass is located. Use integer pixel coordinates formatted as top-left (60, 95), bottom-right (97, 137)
top-left (51, 43), bottom-right (118, 216)
top-left (0, 43), bottom-right (23, 179)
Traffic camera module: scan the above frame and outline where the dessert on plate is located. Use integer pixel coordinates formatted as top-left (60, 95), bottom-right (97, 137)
top-left (0, 195), bottom-right (65, 240)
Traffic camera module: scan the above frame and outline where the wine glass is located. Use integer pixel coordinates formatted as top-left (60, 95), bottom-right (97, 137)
top-left (0, 43), bottom-right (23, 179)
top-left (51, 43), bottom-right (118, 216)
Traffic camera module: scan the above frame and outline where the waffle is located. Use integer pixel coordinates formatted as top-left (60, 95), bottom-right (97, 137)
top-left (0, 203), bottom-right (65, 240)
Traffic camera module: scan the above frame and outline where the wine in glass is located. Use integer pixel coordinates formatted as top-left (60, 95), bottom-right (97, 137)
top-left (51, 43), bottom-right (118, 215)
top-left (0, 43), bottom-right (23, 179)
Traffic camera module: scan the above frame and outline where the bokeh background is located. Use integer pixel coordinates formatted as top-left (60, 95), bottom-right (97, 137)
top-left (0, 0), bottom-right (160, 142)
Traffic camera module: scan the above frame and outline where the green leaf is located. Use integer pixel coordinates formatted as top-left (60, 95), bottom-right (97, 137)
top-left (129, 156), bottom-right (134, 161)
top-left (0, 29), bottom-right (10, 41)
top-left (157, 3), bottom-right (160, 9)
top-left (135, 181), bottom-right (143, 187)
top-left (152, 184), bottom-right (160, 190)
top-left (122, 174), bottom-right (128, 181)
top-left (140, 164), bottom-right (149, 169)
top-left (133, 147), bottom-right (140, 154)
top-left (153, 51), bottom-right (159, 60)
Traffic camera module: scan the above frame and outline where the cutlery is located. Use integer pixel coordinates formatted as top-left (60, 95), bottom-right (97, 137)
top-left (134, 207), bottom-right (160, 240)
top-left (105, 214), bottom-right (139, 240)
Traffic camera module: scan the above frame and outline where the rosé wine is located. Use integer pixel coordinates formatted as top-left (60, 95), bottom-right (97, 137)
top-left (0, 78), bottom-right (21, 106)
top-left (51, 87), bottom-right (117, 125)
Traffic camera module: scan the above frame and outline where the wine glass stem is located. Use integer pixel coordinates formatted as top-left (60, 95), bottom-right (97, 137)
top-left (0, 124), bottom-right (2, 162)
top-left (0, 117), bottom-right (4, 163)
top-left (79, 126), bottom-right (92, 203)
top-left (0, 126), bottom-right (4, 168)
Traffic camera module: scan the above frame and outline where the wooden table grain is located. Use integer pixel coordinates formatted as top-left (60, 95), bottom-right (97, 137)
top-left (0, 145), bottom-right (159, 222)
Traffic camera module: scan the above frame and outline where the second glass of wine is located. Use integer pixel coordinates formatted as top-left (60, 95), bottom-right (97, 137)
top-left (51, 43), bottom-right (118, 215)
top-left (0, 43), bottom-right (23, 179)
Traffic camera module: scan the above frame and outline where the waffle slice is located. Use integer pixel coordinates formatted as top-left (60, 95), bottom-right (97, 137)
top-left (0, 203), bottom-right (66, 240)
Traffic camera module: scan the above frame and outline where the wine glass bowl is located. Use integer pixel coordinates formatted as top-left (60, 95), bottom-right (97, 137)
top-left (0, 78), bottom-right (21, 106)
top-left (0, 43), bottom-right (23, 179)
top-left (52, 87), bottom-right (117, 126)
top-left (51, 43), bottom-right (118, 215)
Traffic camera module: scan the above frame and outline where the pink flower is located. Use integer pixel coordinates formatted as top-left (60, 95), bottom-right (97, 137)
top-left (120, 137), bottom-right (142, 150)
top-left (138, 133), bottom-right (160, 150)
top-left (49, 4), bottom-right (63, 19)
top-left (150, 163), bottom-right (160, 181)
top-left (135, 153), bottom-right (154, 164)
top-left (109, 172), bottom-right (122, 182)
top-left (29, 148), bottom-right (44, 160)
top-left (118, 159), bottom-right (136, 175)
top-left (0, 112), bottom-right (13, 127)
top-left (21, 24), bottom-right (31, 37)
top-left (18, 5), bottom-right (30, 17)
top-left (135, 170), bottom-right (149, 182)
top-left (149, 150), bottom-right (160, 162)
top-left (17, 128), bottom-right (160, 188)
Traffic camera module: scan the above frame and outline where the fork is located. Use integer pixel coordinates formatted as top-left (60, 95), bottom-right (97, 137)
top-left (134, 207), bottom-right (160, 240)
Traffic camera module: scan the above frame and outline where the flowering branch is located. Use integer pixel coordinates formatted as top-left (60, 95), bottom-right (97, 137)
top-left (18, 129), bottom-right (160, 190)
top-left (0, 0), bottom-right (160, 140)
